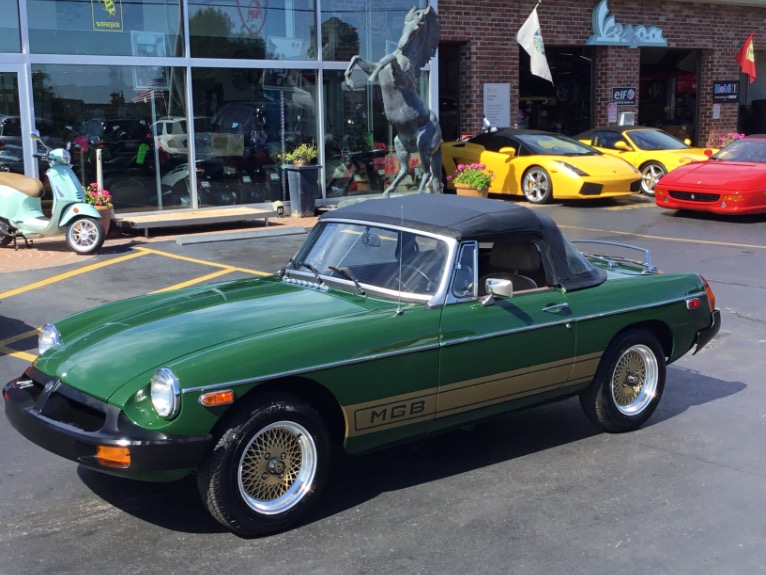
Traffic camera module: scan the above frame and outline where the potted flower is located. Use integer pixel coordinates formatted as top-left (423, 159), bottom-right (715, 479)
top-left (447, 163), bottom-right (494, 197)
top-left (719, 132), bottom-right (745, 147)
top-left (280, 142), bottom-right (318, 166)
top-left (84, 183), bottom-right (114, 236)
top-left (280, 142), bottom-right (321, 217)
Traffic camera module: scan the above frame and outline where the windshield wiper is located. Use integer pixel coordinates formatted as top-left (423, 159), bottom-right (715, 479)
top-left (295, 261), bottom-right (325, 286)
top-left (328, 266), bottom-right (366, 295)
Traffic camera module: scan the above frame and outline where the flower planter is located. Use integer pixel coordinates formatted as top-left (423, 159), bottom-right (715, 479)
top-left (454, 183), bottom-right (488, 198)
top-left (285, 165), bottom-right (321, 217)
top-left (95, 206), bottom-right (114, 237)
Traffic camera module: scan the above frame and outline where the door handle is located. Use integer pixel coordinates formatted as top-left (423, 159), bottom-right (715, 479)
top-left (542, 303), bottom-right (570, 314)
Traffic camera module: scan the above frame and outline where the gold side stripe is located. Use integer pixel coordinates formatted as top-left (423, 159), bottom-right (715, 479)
top-left (344, 351), bottom-right (603, 438)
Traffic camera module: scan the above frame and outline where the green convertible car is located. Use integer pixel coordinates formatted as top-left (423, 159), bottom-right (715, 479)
top-left (4, 194), bottom-right (720, 536)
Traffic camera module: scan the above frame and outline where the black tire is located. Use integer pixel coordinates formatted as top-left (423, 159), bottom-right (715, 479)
top-left (640, 161), bottom-right (666, 196)
top-left (0, 218), bottom-right (12, 246)
top-left (197, 393), bottom-right (330, 536)
top-left (66, 217), bottom-right (105, 254)
top-left (522, 166), bottom-right (553, 204)
top-left (579, 329), bottom-right (666, 433)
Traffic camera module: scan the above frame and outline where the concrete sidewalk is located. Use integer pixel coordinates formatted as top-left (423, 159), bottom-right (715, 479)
top-left (0, 215), bottom-right (319, 274)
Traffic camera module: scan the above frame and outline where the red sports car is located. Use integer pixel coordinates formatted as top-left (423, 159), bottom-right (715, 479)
top-left (654, 135), bottom-right (766, 215)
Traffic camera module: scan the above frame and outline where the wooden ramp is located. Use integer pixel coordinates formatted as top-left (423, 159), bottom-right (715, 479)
top-left (117, 205), bottom-right (278, 237)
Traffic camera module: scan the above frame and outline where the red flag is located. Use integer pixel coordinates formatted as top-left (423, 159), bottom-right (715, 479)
top-left (736, 33), bottom-right (756, 84)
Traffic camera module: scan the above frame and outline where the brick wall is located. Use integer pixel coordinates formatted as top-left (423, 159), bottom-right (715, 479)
top-left (437, 0), bottom-right (764, 146)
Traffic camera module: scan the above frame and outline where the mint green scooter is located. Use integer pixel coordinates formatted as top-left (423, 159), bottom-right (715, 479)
top-left (0, 133), bottom-right (105, 254)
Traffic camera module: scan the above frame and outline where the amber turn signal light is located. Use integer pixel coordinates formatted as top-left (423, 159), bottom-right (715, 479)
top-left (699, 275), bottom-right (716, 311)
top-left (96, 445), bottom-right (131, 468)
top-left (199, 390), bottom-right (235, 407)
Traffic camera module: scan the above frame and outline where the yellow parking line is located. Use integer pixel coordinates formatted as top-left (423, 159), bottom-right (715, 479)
top-left (561, 225), bottom-right (766, 250)
top-left (0, 329), bottom-right (39, 361)
top-left (134, 246), bottom-right (269, 276)
top-left (0, 251), bottom-right (148, 300)
top-left (604, 202), bottom-right (654, 210)
top-left (151, 269), bottom-right (236, 293)
top-left (0, 346), bottom-right (36, 362)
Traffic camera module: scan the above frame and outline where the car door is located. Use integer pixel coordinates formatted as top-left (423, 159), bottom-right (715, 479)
top-left (433, 241), bottom-right (576, 432)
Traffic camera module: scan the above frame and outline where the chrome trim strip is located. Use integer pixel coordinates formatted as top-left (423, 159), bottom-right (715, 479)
top-left (182, 341), bottom-right (442, 394)
top-left (183, 293), bottom-right (697, 394)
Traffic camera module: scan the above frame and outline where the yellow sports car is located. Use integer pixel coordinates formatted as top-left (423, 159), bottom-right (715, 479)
top-left (442, 129), bottom-right (641, 204)
top-left (575, 126), bottom-right (716, 196)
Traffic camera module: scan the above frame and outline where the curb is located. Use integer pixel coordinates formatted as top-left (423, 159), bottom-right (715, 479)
top-left (176, 226), bottom-right (307, 245)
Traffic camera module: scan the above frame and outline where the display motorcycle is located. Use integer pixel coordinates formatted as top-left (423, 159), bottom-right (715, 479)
top-left (0, 133), bottom-right (105, 254)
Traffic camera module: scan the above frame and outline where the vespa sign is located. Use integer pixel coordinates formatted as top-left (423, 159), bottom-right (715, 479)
top-left (587, 0), bottom-right (667, 48)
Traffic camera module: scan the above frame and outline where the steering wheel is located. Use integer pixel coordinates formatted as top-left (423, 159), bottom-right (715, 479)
top-left (390, 264), bottom-right (435, 293)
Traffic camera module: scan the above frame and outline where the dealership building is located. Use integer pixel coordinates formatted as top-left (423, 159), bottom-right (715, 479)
top-left (1, 0), bottom-right (764, 215)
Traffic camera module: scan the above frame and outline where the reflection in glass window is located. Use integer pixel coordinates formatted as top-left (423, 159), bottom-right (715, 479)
top-left (0, 0), bottom-right (20, 52)
top-left (27, 0), bottom-right (182, 56)
top-left (31, 64), bottom-right (188, 213)
top-left (189, 0), bottom-right (316, 60)
top-left (192, 67), bottom-right (318, 205)
top-left (323, 70), bottom-right (427, 198)
top-left (0, 74), bottom-right (23, 174)
top-left (319, 0), bottom-right (427, 62)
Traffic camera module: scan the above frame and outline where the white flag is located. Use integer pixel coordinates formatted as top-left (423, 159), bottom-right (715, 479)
top-left (516, 7), bottom-right (553, 84)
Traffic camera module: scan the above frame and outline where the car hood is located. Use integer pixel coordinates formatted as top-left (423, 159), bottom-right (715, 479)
top-left (659, 160), bottom-right (766, 188)
top-left (35, 277), bottom-right (374, 401)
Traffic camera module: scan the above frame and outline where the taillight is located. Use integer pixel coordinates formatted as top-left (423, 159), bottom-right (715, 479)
top-left (699, 275), bottom-right (716, 311)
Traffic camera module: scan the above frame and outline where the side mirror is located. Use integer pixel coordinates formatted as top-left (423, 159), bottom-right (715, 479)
top-left (704, 148), bottom-right (714, 158)
top-left (614, 141), bottom-right (631, 151)
top-left (499, 146), bottom-right (516, 158)
top-left (481, 278), bottom-right (513, 305)
top-left (683, 138), bottom-right (692, 146)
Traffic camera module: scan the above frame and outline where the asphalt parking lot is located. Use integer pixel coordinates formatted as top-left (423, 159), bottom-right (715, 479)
top-left (1, 198), bottom-right (765, 575)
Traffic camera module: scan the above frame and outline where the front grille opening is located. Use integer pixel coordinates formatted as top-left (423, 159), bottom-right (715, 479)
top-left (580, 183), bottom-right (603, 196)
top-left (669, 190), bottom-right (720, 202)
top-left (37, 390), bottom-right (107, 432)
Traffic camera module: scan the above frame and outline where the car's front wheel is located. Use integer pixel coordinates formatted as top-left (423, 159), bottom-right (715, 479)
top-left (579, 329), bottom-right (666, 433)
top-left (640, 161), bottom-right (666, 196)
top-left (198, 393), bottom-right (331, 536)
top-left (522, 166), bottom-right (553, 204)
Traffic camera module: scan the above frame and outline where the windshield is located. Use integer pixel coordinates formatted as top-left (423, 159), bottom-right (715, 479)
top-left (291, 222), bottom-right (449, 297)
top-left (628, 129), bottom-right (688, 151)
top-left (712, 138), bottom-right (766, 162)
top-left (516, 133), bottom-right (600, 156)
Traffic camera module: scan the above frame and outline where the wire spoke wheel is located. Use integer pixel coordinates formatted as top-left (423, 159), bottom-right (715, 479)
top-left (610, 344), bottom-right (659, 415)
top-left (238, 421), bottom-right (317, 515)
top-left (579, 330), bottom-right (666, 433)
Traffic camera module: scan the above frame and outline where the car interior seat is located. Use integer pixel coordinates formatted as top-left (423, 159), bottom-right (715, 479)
top-left (478, 242), bottom-right (542, 295)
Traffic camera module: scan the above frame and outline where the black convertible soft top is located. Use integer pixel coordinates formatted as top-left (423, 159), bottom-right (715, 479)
top-left (322, 195), bottom-right (606, 291)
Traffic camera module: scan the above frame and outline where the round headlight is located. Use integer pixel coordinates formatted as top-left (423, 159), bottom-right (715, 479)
top-left (38, 323), bottom-right (62, 355)
top-left (150, 368), bottom-right (181, 419)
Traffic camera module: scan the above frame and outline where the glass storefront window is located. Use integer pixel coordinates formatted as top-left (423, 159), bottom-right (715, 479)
top-left (27, 0), bottom-right (182, 57)
top-left (323, 69), bottom-right (427, 198)
top-left (0, 72), bottom-right (22, 174)
top-left (189, 0), bottom-right (316, 61)
top-left (192, 67), bottom-right (318, 205)
top-left (0, 0), bottom-right (21, 52)
top-left (319, 0), bottom-right (427, 62)
top-left (32, 64), bottom-right (188, 213)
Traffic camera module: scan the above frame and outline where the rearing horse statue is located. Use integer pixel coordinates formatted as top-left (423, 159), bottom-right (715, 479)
top-left (344, 5), bottom-right (443, 197)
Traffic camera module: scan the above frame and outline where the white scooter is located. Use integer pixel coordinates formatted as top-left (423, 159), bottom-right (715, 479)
top-left (0, 133), bottom-right (105, 254)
